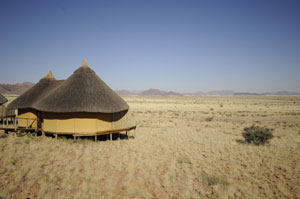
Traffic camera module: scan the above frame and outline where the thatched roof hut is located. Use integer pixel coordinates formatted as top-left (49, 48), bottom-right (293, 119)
top-left (0, 94), bottom-right (10, 119)
top-left (37, 59), bottom-right (134, 136)
top-left (0, 93), bottom-right (8, 105)
top-left (7, 59), bottom-right (135, 137)
top-left (7, 71), bottom-right (64, 110)
top-left (7, 71), bottom-right (64, 129)
top-left (34, 59), bottom-right (129, 113)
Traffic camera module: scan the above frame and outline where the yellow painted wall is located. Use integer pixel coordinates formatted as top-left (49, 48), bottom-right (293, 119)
top-left (18, 109), bottom-right (37, 128)
top-left (42, 112), bottom-right (112, 134)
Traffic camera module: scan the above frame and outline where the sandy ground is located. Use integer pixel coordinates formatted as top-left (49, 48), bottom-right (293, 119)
top-left (0, 96), bottom-right (300, 199)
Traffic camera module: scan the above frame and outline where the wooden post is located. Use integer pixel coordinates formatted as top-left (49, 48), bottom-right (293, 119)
top-left (95, 135), bottom-right (97, 142)
top-left (73, 135), bottom-right (76, 141)
top-left (14, 117), bottom-right (16, 131)
top-left (35, 118), bottom-right (37, 131)
top-left (110, 133), bottom-right (112, 141)
top-left (6, 118), bottom-right (8, 127)
top-left (26, 118), bottom-right (28, 129)
top-left (15, 109), bottom-right (18, 131)
top-left (55, 134), bottom-right (57, 139)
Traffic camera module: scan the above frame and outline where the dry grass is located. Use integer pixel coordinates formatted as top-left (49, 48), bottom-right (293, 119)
top-left (0, 96), bottom-right (300, 198)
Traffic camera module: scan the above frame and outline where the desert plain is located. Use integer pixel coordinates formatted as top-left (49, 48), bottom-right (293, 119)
top-left (0, 96), bottom-right (300, 199)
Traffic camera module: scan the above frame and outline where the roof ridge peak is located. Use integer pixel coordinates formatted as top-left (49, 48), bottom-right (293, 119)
top-left (44, 71), bottom-right (55, 79)
top-left (80, 58), bottom-right (89, 68)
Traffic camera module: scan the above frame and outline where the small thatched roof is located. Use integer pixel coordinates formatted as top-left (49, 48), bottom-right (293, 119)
top-left (7, 71), bottom-right (64, 109)
top-left (34, 59), bottom-right (129, 113)
top-left (0, 93), bottom-right (8, 105)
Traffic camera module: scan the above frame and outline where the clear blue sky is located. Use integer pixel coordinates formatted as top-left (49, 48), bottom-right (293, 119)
top-left (1, 0), bottom-right (300, 92)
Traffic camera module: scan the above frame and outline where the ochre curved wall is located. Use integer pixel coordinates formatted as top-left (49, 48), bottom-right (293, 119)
top-left (42, 112), bottom-right (112, 134)
top-left (18, 108), bottom-right (37, 128)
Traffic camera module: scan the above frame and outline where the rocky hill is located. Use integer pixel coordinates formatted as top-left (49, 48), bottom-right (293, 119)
top-left (0, 82), bottom-right (34, 95)
top-left (1, 82), bottom-right (300, 97)
top-left (140, 89), bottom-right (182, 96)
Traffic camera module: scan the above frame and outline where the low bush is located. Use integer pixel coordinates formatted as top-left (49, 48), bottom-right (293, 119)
top-left (205, 116), bottom-right (214, 122)
top-left (201, 173), bottom-right (229, 189)
top-left (242, 125), bottom-right (273, 145)
top-left (177, 156), bottom-right (191, 164)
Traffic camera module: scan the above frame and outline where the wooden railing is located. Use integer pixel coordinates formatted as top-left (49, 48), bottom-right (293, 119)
top-left (0, 117), bottom-right (37, 131)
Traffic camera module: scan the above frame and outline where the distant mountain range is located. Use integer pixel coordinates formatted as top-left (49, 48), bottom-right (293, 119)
top-left (1, 82), bottom-right (299, 96)
top-left (115, 89), bottom-right (300, 96)
top-left (140, 89), bottom-right (182, 96)
top-left (234, 91), bottom-right (300, 96)
top-left (0, 82), bottom-right (35, 95)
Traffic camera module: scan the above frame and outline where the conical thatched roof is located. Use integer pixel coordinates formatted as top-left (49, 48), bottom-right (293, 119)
top-left (34, 59), bottom-right (129, 113)
top-left (7, 71), bottom-right (64, 109)
top-left (0, 93), bottom-right (8, 105)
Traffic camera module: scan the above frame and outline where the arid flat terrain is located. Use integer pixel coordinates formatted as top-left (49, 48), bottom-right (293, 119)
top-left (1, 96), bottom-right (300, 199)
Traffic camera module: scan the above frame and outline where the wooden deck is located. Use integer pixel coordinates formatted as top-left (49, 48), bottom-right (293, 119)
top-left (0, 117), bottom-right (36, 132)
top-left (45, 126), bottom-right (137, 141)
top-left (0, 126), bottom-right (36, 132)
top-left (1, 123), bottom-right (136, 141)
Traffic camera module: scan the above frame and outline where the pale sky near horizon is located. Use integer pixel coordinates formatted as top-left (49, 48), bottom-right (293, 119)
top-left (0, 0), bottom-right (300, 93)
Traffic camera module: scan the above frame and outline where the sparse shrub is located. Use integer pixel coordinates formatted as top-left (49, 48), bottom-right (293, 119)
top-left (201, 173), bottom-right (229, 189)
top-left (8, 186), bottom-right (17, 195)
top-left (177, 156), bottom-right (191, 164)
top-left (205, 116), bottom-right (214, 122)
top-left (242, 125), bottom-right (274, 145)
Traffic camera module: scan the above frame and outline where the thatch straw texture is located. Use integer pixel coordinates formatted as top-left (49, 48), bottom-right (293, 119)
top-left (7, 72), bottom-right (63, 109)
top-left (0, 93), bottom-right (7, 105)
top-left (112, 110), bottom-right (136, 130)
top-left (0, 105), bottom-right (15, 118)
top-left (34, 64), bottom-right (129, 113)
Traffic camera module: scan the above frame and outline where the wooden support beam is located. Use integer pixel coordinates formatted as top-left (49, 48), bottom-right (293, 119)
top-left (55, 134), bottom-right (57, 139)
top-left (35, 119), bottom-right (37, 131)
top-left (26, 118), bottom-right (28, 129)
top-left (110, 133), bottom-right (112, 141)
top-left (14, 117), bottom-right (17, 131)
top-left (95, 136), bottom-right (97, 142)
top-left (15, 109), bottom-right (18, 131)
top-left (73, 135), bottom-right (76, 141)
